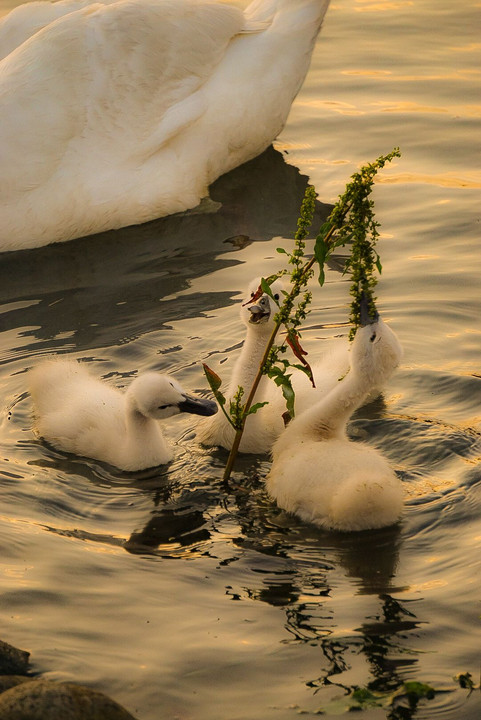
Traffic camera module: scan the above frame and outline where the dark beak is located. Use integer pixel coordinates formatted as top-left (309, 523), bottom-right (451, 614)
top-left (359, 292), bottom-right (379, 327)
top-left (178, 394), bottom-right (218, 417)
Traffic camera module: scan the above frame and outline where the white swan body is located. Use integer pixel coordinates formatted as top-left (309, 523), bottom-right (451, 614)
top-left (267, 300), bottom-right (403, 532)
top-left (198, 276), bottom-right (351, 453)
top-left (29, 359), bottom-right (217, 470)
top-left (0, 0), bottom-right (331, 251)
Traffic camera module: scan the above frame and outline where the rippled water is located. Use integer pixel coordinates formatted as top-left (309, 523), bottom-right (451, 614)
top-left (1, 0), bottom-right (480, 718)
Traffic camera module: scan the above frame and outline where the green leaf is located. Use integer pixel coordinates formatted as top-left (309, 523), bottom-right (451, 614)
top-left (313, 236), bottom-right (329, 286)
top-left (260, 277), bottom-right (275, 301)
top-left (266, 365), bottom-right (296, 419)
top-left (276, 247), bottom-right (288, 254)
top-left (266, 365), bottom-right (284, 380)
top-left (333, 230), bottom-right (354, 248)
top-left (291, 363), bottom-right (315, 377)
top-left (245, 401), bottom-right (269, 416)
top-left (281, 380), bottom-right (295, 419)
top-left (317, 219), bottom-right (334, 237)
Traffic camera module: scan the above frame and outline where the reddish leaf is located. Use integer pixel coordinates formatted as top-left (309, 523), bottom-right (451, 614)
top-left (202, 363), bottom-right (222, 393)
top-left (286, 332), bottom-right (316, 388)
top-left (286, 331), bottom-right (308, 358)
top-left (243, 283), bottom-right (264, 306)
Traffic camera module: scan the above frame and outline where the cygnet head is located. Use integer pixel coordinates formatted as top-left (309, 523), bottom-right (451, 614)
top-left (240, 276), bottom-right (286, 334)
top-left (350, 294), bottom-right (403, 388)
top-left (127, 373), bottom-right (217, 420)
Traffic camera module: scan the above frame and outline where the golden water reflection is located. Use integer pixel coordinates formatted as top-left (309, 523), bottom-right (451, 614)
top-left (379, 172), bottom-right (481, 189)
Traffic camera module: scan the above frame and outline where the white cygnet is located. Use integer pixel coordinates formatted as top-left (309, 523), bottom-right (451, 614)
top-left (198, 276), bottom-right (351, 454)
top-left (29, 359), bottom-right (217, 471)
top-left (266, 294), bottom-right (404, 532)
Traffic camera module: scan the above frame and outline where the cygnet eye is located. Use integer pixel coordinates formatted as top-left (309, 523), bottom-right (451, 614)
top-left (158, 404), bottom-right (170, 410)
top-left (370, 332), bottom-right (377, 343)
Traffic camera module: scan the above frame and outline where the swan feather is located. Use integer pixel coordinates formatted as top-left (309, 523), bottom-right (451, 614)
top-left (0, 0), bottom-right (331, 249)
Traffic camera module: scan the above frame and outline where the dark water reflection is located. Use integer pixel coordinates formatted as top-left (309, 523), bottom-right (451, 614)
top-left (107, 456), bottom-right (427, 713)
top-left (0, 147), bottom-right (330, 357)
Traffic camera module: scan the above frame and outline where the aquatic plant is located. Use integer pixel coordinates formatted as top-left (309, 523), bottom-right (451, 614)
top-left (454, 670), bottom-right (480, 694)
top-left (204, 149), bottom-right (400, 480)
top-left (315, 680), bottom-right (438, 717)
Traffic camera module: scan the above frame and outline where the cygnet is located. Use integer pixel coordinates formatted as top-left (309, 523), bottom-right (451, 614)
top-left (198, 276), bottom-right (350, 453)
top-left (266, 294), bottom-right (403, 531)
top-left (29, 359), bottom-right (217, 471)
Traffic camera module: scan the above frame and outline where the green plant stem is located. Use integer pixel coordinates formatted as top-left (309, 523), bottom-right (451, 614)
top-left (222, 225), bottom-right (339, 481)
top-left (222, 148), bottom-right (399, 480)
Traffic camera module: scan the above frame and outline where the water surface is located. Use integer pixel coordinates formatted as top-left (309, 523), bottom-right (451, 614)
top-left (0, 0), bottom-right (480, 718)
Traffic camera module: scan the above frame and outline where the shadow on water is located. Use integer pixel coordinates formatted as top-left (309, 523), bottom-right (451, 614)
top-left (0, 146), bottom-right (331, 357)
top-left (24, 412), bottom-right (438, 711)
top-left (118, 462), bottom-right (421, 703)
top-left (24, 411), bottom-right (465, 716)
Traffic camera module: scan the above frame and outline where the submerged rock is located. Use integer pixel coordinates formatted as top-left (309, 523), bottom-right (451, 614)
top-left (0, 676), bottom-right (34, 694)
top-left (0, 639), bottom-right (30, 675)
top-left (0, 679), bottom-right (138, 720)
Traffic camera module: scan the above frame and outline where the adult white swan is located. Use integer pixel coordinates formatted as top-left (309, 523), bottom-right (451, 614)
top-left (29, 359), bottom-right (217, 470)
top-left (266, 295), bottom-right (403, 532)
top-left (0, 0), bottom-right (331, 251)
top-left (198, 276), bottom-right (350, 453)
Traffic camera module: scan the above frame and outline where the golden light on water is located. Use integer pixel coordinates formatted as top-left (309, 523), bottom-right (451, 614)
top-left (374, 101), bottom-right (481, 117)
top-left (378, 172), bottom-right (481, 189)
top-left (341, 70), bottom-right (481, 81)
top-left (449, 42), bottom-right (481, 53)
top-left (410, 579), bottom-right (448, 591)
top-left (353, 0), bottom-right (414, 12)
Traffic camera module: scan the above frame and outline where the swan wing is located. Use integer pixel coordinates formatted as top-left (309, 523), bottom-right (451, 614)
top-left (0, 0), bottom-right (245, 194)
top-left (0, 0), bottom-right (117, 60)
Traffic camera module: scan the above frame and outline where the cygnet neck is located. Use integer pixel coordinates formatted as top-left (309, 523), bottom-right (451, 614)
top-left (228, 323), bottom-right (272, 400)
top-left (123, 390), bottom-right (170, 463)
top-left (288, 368), bottom-right (369, 443)
top-left (125, 389), bottom-right (150, 421)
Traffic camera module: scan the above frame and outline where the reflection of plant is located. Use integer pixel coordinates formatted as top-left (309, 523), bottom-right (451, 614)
top-left (318, 681), bottom-right (438, 717)
top-left (204, 149), bottom-right (400, 480)
top-left (318, 670), bottom-right (481, 718)
top-left (455, 671), bottom-right (479, 694)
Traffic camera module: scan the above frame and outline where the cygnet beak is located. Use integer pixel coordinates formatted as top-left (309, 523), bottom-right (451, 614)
top-left (178, 394), bottom-right (218, 417)
top-left (248, 296), bottom-right (270, 324)
top-left (359, 292), bottom-right (379, 327)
